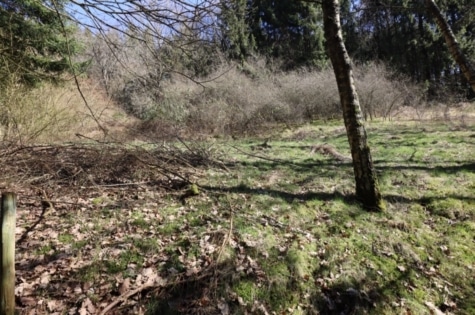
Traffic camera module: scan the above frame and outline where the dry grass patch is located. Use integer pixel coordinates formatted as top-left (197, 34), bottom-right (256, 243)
top-left (0, 79), bottom-right (134, 145)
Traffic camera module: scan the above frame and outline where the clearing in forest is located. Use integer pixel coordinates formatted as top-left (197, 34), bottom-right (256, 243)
top-left (1, 120), bottom-right (474, 315)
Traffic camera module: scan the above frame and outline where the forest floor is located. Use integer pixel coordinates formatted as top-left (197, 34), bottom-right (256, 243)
top-left (1, 117), bottom-right (474, 315)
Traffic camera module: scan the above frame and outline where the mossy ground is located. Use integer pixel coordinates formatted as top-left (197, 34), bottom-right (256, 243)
top-left (152, 120), bottom-right (474, 314)
top-left (9, 119), bottom-right (475, 314)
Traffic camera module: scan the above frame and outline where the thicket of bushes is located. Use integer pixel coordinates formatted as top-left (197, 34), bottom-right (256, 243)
top-left (0, 78), bottom-right (74, 144)
top-left (108, 60), bottom-right (427, 135)
top-left (0, 60), bottom-right (431, 143)
top-left (70, 30), bottom-right (464, 138)
top-left (1, 0), bottom-right (473, 144)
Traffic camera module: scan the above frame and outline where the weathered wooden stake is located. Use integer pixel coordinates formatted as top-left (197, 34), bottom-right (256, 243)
top-left (1, 193), bottom-right (16, 315)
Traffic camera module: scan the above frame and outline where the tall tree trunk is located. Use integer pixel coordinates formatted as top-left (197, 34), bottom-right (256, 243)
top-left (322, 0), bottom-right (385, 211)
top-left (425, 0), bottom-right (475, 91)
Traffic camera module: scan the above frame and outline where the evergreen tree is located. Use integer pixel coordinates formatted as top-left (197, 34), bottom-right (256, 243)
top-left (249, 0), bottom-right (326, 69)
top-left (218, 0), bottom-right (327, 69)
top-left (350, 0), bottom-right (475, 97)
top-left (0, 0), bottom-right (79, 86)
top-left (219, 0), bottom-right (256, 62)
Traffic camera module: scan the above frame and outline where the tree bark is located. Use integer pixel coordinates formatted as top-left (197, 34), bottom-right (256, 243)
top-left (322, 0), bottom-right (385, 211)
top-left (425, 0), bottom-right (475, 92)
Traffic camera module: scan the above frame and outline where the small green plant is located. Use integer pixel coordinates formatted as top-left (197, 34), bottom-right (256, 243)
top-left (131, 211), bottom-right (149, 228)
top-left (233, 280), bottom-right (259, 305)
top-left (78, 263), bottom-right (102, 282)
top-left (58, 233), bottom-right (74, 244)
top-left (35, 244), bottom-right (54, 256)
top-left (72, 240), bottom-right (88, 250)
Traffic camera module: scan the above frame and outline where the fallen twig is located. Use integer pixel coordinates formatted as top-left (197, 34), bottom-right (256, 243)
top-left (231, 145), bottom-right (288, 164)
top-left (100, 281), bottom-right (156, 315)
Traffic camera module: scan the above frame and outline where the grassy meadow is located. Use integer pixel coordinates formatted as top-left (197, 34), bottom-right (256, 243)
top-left (4, 116), bottom-right (474, 314)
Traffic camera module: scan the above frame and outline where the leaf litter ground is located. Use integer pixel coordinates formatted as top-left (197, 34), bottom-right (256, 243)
top-left (1, 120), bottom-right (474, 315)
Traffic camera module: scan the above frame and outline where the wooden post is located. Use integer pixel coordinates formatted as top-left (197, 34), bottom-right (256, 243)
top-left (1, 193), bottom-right (16, 315)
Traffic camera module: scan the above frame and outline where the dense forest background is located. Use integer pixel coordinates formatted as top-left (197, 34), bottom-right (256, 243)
top-left (1, 0), bottom-right (474, 142)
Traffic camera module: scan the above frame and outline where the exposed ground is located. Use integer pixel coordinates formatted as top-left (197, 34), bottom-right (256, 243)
top-left (0, 118), bottom-right (474, 315)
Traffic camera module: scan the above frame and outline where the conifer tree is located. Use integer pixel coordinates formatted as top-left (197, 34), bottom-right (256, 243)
top-left (219, 0), bottom-right (256, 62)
top-left (250, 0), bottom-right (326, 69)
top-left (218, 0), bottom-right (326, 69)
top-left (0, 0), bottom-right (79, 86)
top-left (351, 0), bottom-right (474, 97)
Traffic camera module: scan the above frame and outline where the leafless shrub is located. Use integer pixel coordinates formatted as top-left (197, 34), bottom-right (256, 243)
top-left (117, 76), bottom-right (161, 120)
top-left (128, 118), bottom-right (183, 140)
top-left (173, 61), bottom-right (427, 135)
top-left (84, 54), bottom-right (431, 137)
top-left (275, 68), bottom-right (341, 120)
top-left (181, 64), bottom-right (286, 134)
top-left (179, 62), bottom-right (306, 134)
top-left (354, 62), bottom-right (426, 120)
top-left (81, 27), bottom-right (221, 122)
top-left (79, 31), bottom-right (164, 120)
top-left (0, 75), bottom-right (132, 145)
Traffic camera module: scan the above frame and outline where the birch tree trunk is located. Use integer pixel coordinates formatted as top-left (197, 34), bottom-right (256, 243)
top-left (322, 0), bottom-right (385, 211)
top-left (425, 0), bottom-right (475, 91)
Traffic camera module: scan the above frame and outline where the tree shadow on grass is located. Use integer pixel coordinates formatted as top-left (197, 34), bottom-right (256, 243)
top-left (309, 270), bottom-right (417, 315)
top-left (375, 160), bottom-right (475, 173)
top-left (220, 153), bottom-right (474, 196)
top-left (309, 265), bottom-right (473, 315)
top-left (16, 202), bottom-right (50, 246)
top-left (203, 160), bottom-right (475, 209)
top-left (146, 258), bottom-right (253, 315)
top-left (384, 193), bottom-right (475, 204)
top-left (226, 149), bottom-right (474, 178)
top-left (146, 248), bottom-right (411, 315)
top-left (201, 183), bottom-right (355, 205)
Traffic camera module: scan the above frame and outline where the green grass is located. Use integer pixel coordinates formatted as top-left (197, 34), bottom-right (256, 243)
top-left (154, 120), bottom-right (474, 314)
top-left (18, 120), bottom-right (475, 314)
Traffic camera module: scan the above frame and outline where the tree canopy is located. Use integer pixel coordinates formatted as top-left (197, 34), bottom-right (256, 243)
top-left (343, 0), bottom-right (475, 96)
top-left (219, 0), bottom-right (327, 69)
top-left (0, 0), bottom-right (80, 86)
top-left (4, 0), bottom-right (473, 97)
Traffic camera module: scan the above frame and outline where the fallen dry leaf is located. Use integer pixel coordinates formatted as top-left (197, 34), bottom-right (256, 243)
top-left (119, 278), bottom-right (130, 295)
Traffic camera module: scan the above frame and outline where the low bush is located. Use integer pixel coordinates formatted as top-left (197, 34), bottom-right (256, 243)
top-left (137, 60), bottom-right (427, 136)
top-left (275, 67), bottom-right (341, 120)
top-left (354, 62), bottom-right (426, 120)
top-left (85, 51), bottom-right (429, 137)
top-left (0, 81), bottom-right (76, 144)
